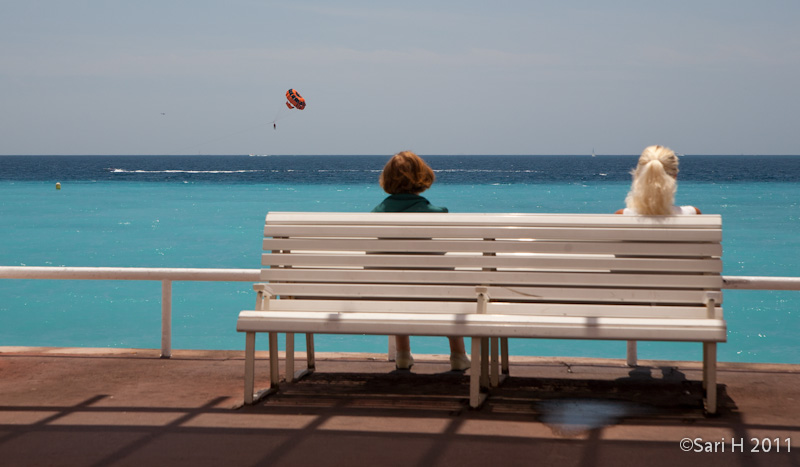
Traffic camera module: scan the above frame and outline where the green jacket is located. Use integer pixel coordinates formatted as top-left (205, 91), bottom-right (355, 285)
top-left (371, 194), bottom-right (448, 213)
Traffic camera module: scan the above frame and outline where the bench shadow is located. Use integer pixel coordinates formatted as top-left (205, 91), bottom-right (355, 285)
top-left (254, 367), bottom-right (734, 420)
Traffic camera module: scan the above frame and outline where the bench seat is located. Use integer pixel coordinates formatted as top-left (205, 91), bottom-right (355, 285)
top-left (238, 310), bottom-right (726, 341)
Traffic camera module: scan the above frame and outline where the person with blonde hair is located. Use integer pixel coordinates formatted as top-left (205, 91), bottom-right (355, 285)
top-left (616, 145), bottom-right (701, 215)
top-left (372, 151), bottom-right (470, 371)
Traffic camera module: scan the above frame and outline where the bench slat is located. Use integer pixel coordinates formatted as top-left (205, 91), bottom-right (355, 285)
top-left (263, 299), bottom-right (722, 320)
top-left (265, 212), bottom-right (723, 228)
top-left (237, 311), bottom-right (727, 342)
top-left (265, 225), bottom-right (722, 242)
top-left (261, 268), bottom-right (724, 289)
top-left (263, 283), bottom-right (724, 305)
top-left (264, 238), bottom-right (723, 257)
top-left (263, 253), bottom-right (722, 273)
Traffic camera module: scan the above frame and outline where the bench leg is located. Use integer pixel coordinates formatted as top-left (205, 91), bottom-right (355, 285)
top-left (491, 337), bottom-right (509, 386)
top-left (269, 332), bottom-right (280, 387)
top-left (285, 332), bottom-right (314, 382)
top-left (704, 342), bottom-right (718, 414)
top-left (286, 333), bottom-right (295, 380)
top-left (244, 332), bottom-right (256, 404)
top-left (501, 337), bottom-right (509, 375)
top-left (469, 336), bottom-right (488, 408)
top-left (702, 343), bottom-right (708, 389)
top-left (480, 337), bottom-right (489, 389)
top-left (387, 335), bottom-right (397, 362)
top-left (306, 333), bottom-right (316, 370)
top-left (490, 337), bottom-right (499, 386)
top-left (626, 341), bottom-right (638, 367)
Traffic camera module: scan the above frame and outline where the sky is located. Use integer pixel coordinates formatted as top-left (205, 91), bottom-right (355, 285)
top-left (1, 1), bottom-right (799, 156)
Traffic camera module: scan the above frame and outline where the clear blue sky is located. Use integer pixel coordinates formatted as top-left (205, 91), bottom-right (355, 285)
top-left (2, 1), bottom-right (798, 155)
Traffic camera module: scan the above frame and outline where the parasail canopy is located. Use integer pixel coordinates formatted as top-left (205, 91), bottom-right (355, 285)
top-left (285, 89), bottom-right (306, 110)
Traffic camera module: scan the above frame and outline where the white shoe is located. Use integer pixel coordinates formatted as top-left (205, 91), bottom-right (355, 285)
top-left (450, 353), bottom-right (471, 371)
top-left (396, 351), bottom-right (414, 370)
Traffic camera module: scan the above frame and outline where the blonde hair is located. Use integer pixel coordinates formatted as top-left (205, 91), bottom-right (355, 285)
top-left (624, 145), bottom-right (680, 215)
top-left (379, 151), bottom-right (435, 194)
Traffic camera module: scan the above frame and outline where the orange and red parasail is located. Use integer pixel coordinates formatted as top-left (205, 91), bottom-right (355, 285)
top-left (285, 89), bottom-right (306, 110)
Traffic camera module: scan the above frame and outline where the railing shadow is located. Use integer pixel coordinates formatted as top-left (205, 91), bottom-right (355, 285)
top-left (2, 372), bottom-right (799, 467)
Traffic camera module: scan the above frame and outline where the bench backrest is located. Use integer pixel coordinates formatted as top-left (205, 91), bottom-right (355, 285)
top-left (261, 212), bottom-right (723, 319)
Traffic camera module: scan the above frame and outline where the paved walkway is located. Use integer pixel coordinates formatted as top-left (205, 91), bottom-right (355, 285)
top-left (1, 347), bottom-right (798, 466)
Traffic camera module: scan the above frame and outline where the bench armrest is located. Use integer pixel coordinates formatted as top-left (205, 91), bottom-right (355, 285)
top-left (253, 283), bottom-right (274, 311)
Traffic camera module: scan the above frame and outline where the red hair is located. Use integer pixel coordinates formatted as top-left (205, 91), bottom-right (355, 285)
top-left (379, 151), bottom-right (436, 194)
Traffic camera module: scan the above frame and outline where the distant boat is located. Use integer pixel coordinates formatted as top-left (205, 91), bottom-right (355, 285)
top-left (591, 148), bottom-right (596, 157)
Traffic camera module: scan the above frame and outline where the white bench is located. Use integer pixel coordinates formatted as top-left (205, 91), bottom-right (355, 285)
top-left (237, 212), bottom-right (726, 413)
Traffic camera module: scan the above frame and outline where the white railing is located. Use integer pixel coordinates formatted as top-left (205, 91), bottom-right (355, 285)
top-left (1, 266), bottom-right (799, 358)
top-left (722, 276), bottom-right (800, 290)
top-left (0, 267), bottom-right (260, 358)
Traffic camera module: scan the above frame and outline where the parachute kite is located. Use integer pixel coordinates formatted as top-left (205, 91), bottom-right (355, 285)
top-left (285, 89), bottom-right (306, 110)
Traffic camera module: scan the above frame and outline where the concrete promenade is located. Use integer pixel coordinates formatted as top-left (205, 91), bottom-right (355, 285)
top-left (1, 347), bottom-right (798, 466)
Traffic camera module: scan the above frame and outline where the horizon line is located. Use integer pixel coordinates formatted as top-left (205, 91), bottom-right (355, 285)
top-left (2, 153), bottom-right (797, 157)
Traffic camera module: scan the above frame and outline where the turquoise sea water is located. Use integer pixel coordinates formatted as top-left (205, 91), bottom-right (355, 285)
top-left (1, 156), bottom-right (798, 364)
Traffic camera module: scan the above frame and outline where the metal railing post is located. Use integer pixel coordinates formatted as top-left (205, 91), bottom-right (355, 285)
top-left (161, 279), bottom-right (172, 358)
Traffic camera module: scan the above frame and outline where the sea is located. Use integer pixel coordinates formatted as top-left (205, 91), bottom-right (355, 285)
top-left (1, 155), bottom-right (798, 364)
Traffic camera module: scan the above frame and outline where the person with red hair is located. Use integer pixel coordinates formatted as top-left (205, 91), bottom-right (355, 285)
top-left (372, 151), bottom-right (470, 371)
